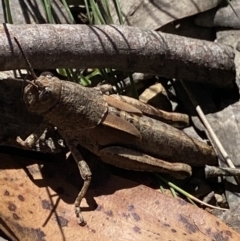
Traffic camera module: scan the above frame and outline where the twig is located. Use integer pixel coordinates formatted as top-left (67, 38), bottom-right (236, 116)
top-left (202, 191), bottom-right (215, 204)
top-left (0, 24), bottom-right (235, 87)
top-left (205, 165), bottom-right (240, 178)
top-left (156, 174), bottom-right (228, 211)
top-left (180, 80), bottom-right (236, 170)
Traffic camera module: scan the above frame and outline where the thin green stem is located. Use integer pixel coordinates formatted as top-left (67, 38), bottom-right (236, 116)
top-left (3, 0), bottom-right (13, 23)
top-left (61, 0), bottom-right (76, 23)
top-left (156, 174), bottom-right (228, 211)
top-left (43, 0), bottom-right (54, 23)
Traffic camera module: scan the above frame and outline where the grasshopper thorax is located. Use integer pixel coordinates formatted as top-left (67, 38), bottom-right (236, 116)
top-left (24, 75), bottom-right (62, 114)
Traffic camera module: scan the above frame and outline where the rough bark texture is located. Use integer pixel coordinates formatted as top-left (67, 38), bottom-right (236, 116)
top-left (0, 24), bottom-right (235, 87)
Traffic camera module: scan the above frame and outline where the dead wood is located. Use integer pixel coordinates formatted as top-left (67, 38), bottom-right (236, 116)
top-left (0, 24), bottom-right (235, 87)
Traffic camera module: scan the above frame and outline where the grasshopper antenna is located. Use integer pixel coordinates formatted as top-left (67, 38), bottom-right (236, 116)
top-left (14, 37), bottom-right (38, 80)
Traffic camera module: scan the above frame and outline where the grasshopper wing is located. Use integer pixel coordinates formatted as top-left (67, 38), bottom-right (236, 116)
top-left (110, 94), bottom-right (189, 129)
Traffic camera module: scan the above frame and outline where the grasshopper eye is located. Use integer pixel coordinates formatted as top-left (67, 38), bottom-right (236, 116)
top-left (39, 87), bottom-right (52, 102)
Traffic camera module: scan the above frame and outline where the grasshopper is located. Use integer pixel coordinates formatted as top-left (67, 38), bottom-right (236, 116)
top-left (14, 38), bottom-right (217, 225)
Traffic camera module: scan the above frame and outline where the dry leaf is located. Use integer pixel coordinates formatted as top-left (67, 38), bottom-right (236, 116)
top-left (108, 0), bottom-right (222, 30)
top-left (0, 153), bottom-right (239, 241)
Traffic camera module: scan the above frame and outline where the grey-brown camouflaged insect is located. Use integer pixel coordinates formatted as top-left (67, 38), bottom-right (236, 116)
top-left (14, 38), bottom-right (217, 225)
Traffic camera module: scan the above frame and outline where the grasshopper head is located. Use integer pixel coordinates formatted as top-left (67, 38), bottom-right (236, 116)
top-left (24, 75), bottom-right (62, 114)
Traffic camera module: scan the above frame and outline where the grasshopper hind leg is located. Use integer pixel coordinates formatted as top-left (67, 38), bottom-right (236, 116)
top-left (99, 146), bottom-right (192, 179)
top-left (65, 140), bottom-right (92, 226)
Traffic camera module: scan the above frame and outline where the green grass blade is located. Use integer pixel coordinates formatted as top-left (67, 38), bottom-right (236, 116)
top-left (170, 187), bottom-right (178, 198)
top-left (42, 0), bottom-right (54, 23)
top-left (112, 0), bottom-right (124, 24)
top-left (79, 74), bottom-right (91, 86)
top-left (85, 69), bottom-right (101, 79)
top-left (90, 0), bottom-right (106, 24)
top-left (155, 174), bottom-right (227, 211)
top-left (61, 0), bottom-right (76, 23)
top-left (84, 0), bottom-right (93, 24)
top-left (65, 68), bottom-right (74, 82)
top-left (3, 0), bottom-right (13, 23)
top-left (98, 0), bottom-right (114, 24)
top-left (99, 68), bottom-right (108, 80)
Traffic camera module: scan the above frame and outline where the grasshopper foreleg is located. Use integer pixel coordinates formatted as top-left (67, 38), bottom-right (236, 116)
top-left (66, 140), bottom-right (92, 226)
top-left (16, 121), bottom-right (49, 148)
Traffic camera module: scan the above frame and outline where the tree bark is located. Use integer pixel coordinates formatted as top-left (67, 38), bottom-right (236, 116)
top-left (0, 24), bottom-right (235, 87)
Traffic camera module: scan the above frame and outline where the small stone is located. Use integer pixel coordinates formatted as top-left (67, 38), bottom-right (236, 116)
top-left (214, 193), bottom-right (223, 204)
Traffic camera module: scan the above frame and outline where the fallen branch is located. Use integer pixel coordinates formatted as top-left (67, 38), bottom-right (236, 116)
top-left (205, 165), bottom-right (240, 178)
top-left (0, 24), bottom-right (235, 87)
